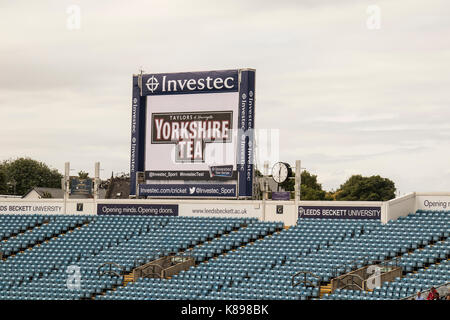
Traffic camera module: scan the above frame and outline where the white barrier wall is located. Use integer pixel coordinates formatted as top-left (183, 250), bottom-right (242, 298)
top-left (0, 198), bottom-right (296, 225)
top-left (96, 199), bottom-right (264, 220)
top-left (179, 201), bottom-right (262, 219)
top-left (384, 193), bottom-right (416, 223)
top-left (383, 192), bottom-right (450, 223)
top-left (0, 199), bottom-right (96, 216)
top-left (0, 199), bottom-right (64, 214)
top-left (415, 192), bottom-right (450, 211)
top-left (264, 201), bottom-right (298, 226)
top-left (0, 192), bottom-right (448, 226)
top-left (65, 199), bottom-right (96, 215)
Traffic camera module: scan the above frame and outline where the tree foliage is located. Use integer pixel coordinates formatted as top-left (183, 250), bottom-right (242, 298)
top-left (299, 170), bottom-right (326, 200)
top-left (78, 171), bottom-right (89, 179)
top-left (279, 170), bottom-right (327, 200)
top-left (265, 168), bottom-right (396, 201)
top-left (0, 158), bottom-right (63, 195)
top-left (334, 174), bottom-right (396, 201)
top-left (41, 191), bottom-right (53, 198)
top-left (0, 168), bottom-right (7, 194)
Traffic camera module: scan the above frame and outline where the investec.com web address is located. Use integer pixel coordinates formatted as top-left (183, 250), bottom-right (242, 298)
top-left (192, 208), bottom-right (248, 214)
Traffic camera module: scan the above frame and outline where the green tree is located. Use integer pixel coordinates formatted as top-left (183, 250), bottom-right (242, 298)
top-left (334, 174), bottom-right (396, 201)
top-left (0, 167), bottom-right (7, 194)
top-left (41, 191), bottom-right (53, 198)
top-left (1, 158), bottom-right (63, 195)
top-left (279, 173), bottom-right (294, 192)
top-left (299, 170), bottom-right (326, 200)
top-left (78, 171), bottom-right (89, 179)
top-left (279, 170), bottom-right (326, 200)
top-left (324, 190), bottom-right (336, 201)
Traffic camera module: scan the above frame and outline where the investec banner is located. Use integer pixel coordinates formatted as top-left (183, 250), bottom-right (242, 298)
top-left (298, 206), bottom-right (381, 219)
top-left (97, 203), bottom-right (178, 216)
top-left (130, 69), bottom-right (256, 198)
top-left (138, 184), bottom-right (236, 198)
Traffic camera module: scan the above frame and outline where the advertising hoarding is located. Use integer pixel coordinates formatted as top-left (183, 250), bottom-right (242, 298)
top-left (130, 69), bottom-right (255, 198)
top-left (298, 205), bottom-right (381, 219)
top-left (97, 203), bottom-right (178, 216)
top-left (69, 177), bottom-right (93, 196)
top-left (179, 203), bottom-right (262, 218)
top-left (272, 192), bottom-right (291, 201)
top-left (416, 195), bottom-right (450, 211)
top-left (0, 202), bottom-right (63, 214)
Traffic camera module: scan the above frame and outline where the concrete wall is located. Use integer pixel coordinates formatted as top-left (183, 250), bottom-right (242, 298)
top-left (1, 192), bottom-right (448, 226)
top-left (264, 201), bottom-right (297, 226)
top-left (65, 199), bottom-right (96, 215)
top-left (0, 198), bottom-right (95, 216)
top-left (0, 198), bottom-right (379, 226)
top-left (0, 199), bottom-right (65, 215)
top-left (382, 192), bottom-right (450, 223)
top-left (178, 200), bottom-right (262, 219)
top-left (383, 193), bottom-right (416, 223)
top-left (415, 192), bottom-right (450, 211)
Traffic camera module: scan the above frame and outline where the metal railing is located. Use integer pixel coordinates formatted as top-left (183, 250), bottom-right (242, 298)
top-left (97, 262), bottom-right (125, 277)
top-left (134, 255), bottom-right (195, 280)
top-left (139, 263), bottom-right (165, 279)
top-left (292, 271), bottom-right (321, 288)
top-left (134, 249), bottom-right (162, 268)
top-left (335, 273), bottom-right (365, 291)
top-left (332, 255), bottom-right (369, 278)
top-left (331, 255), bottom-right (401, 279)
top-left (291, 271), bottom-right (322, 299)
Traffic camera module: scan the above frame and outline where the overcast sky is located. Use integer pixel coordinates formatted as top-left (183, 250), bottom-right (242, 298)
top-left (1, 0), bottom-right (449, 195)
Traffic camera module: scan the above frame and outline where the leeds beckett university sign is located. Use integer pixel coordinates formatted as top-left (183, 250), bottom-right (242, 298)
top-left (0, 203), bottom-right (63, 214)
top-left (130, 69), bottom-right (255, 199)
top-left (298, 206), bottom-right (381, 220)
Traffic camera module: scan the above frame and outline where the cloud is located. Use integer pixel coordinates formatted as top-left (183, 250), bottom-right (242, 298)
top-left (0, 0), bottom-right (449, 194)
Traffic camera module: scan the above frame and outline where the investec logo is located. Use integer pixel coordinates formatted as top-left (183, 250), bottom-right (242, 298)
top-left (145, 74), bottom-right (235, 93)
top-left (146, 76), bottom-right (159, 93)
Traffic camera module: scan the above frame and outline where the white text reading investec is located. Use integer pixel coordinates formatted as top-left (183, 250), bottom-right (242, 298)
top-left (160, 76), bottom-right (234, 92)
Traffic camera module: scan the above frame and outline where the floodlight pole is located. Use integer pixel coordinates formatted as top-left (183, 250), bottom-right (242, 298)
top-left (262, 161), bottom-right (269, 222)
top-left (94, 162), bottom-right (100, 202)
top-left (294, 160), bottom-right (301, 205)
top-left (136, 172), bottom-right (140, 199)
top-left (64, 162), bottom-right (70, 214)
top-left (263, 161), bottom-right (270, 201)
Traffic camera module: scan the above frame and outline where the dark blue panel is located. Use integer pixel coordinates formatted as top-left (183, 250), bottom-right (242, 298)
top-left (130, 76), bottom-right (147, 196)
top-left (245, 70), bottom-right (256, 198)
top-left (237, 69), bottom-right (256, 198)
top-left (139, 184), bottom-right (236, 198)
top-left (298, 206), bottom-right (381, 219)
top-left (141, 70), bottom-right (238, 96)
top-left (237, 70), bottom-right (249, 198)
top-left (97, 203), bottom-right (178, 216)
top-left (272, 192), bottom-right (290, 200)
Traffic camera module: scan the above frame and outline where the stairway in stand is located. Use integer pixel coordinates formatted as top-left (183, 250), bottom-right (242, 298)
top-left (123, 272), bottom-right (135, 287)
top-left (319, 283), bottom-right (332, 298)
top-left (91, 272), bottom-right (135, 300)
